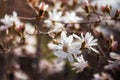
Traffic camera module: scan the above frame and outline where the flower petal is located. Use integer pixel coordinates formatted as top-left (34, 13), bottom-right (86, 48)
top-left (61, 31), bottom-right (66, 42)
top-left (90, 47), bottom-right (99, 53)
top-left (54, 51), bottom-right (67, 58)
top-left (67, 54), bottom-right (74, 62)
top-left (57, 57), bottom-right (64, 64)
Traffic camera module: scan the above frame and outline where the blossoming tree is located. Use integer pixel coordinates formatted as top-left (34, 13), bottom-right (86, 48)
top-left (0, 0), bottom-right (120, 80)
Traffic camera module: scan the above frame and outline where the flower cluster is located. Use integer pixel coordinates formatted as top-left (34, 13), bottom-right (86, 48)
top-left (0, 11), bottom-right (23, 31)
top-left (48, 31), bottom-right (98, 72)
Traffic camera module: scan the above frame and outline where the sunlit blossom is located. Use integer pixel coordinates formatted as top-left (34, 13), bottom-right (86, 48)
top-left (44, 9), bottom-right (62, 27)
top-left (61, 11), bottom-right (83, 23)
top-left (73, 32), bottom-right (99, 53)
top-left (0, 11), bottom-right (23, 30)
top-left (48, 31), bottom-right (81, 63)
top-left (72, 55), bottom-right (88, 73)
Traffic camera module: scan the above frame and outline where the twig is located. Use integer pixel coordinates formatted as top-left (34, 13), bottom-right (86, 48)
top-left (18, 15), bottom-right (120, 25)
top-left (19, 17), bottom-right (36, 20)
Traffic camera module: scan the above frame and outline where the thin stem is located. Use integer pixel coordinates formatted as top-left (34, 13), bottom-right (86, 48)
top-left (25, 31), bottom-right (48, 35)
top-left (18, 17), bottom-right (36, 20)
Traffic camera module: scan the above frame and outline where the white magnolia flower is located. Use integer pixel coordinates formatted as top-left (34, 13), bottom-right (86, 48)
top-left (0, 11), bottom-right (23, 30)
top-left (92, 72), bottom-right (113, 80)
top-left (61, 11), bottom-right (83, 23)
top-left (72, 55), bottom-right (88, 73)
top-left (1, 14), bottom-right (14, 27)
top-left (73, 32), bottom-right (99, 53)
top-left (49, 31), bottom-right (81, 63)
top-left (44, 9), bottom-right (62, 27)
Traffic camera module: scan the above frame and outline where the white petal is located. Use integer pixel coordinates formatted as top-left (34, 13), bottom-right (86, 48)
top-left (87, 36), bottom-right (94, 43)
top-left (73, 34), bottom-right (81, 40)
top-left (54, 51), bottom-right (67, 58)
top-left (70, 42), bottom-right (81, 49)
top-left (57, 57), bottom-right (64, 64)
top-left (48, 43), bottom-right (59, 50)
top-left (67, 54), bottom-right (74, 62)
top-left (13, 11), bottom-right (17, 17)
top-left (72, 63), bottom-right (79, 68)
top-left (81, 32), bottom-right (84, 39)
top-left (66, 35), bottom-right (73, 44)
top-left (90, 47), bottom-right (99, 53)
top-left (61, 31), bottom-right (66, 42)
top-left (56, 12), bottom-right (62, 20)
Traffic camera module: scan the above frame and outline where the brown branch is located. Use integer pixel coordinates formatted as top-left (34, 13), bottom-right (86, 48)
top-left (18, 17), bottom-right (36, 20)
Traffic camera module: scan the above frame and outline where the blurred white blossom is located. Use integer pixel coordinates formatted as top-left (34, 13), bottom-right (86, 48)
top-left (14, 70), bottom-right (29, 80)
top-left (92, 72), bottom-right (113, 80)
top-left (0, 11), bottom-right (23, 30)
top-left (44, 9), bottom-right (62, 27)
top-left (61, 11), bottom-right (83, 23)
top-left (48, 23), bottom-right (65, 38)
top-left (25, 23), bottom-right (35, 34)
top-left (72, 55), bottom-right (88, 73)
top-left (14, 35), bottom-right (37, 56)
top-left (39, 59), bottom-right (65, 74)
